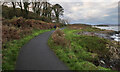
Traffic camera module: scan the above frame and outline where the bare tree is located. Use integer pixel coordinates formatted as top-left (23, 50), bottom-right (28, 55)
top-left (41, 1), bottom-right (51, 17)
top-left (17, 0), bottom-right (23, 12)
top-left (11, 2), bottom-right (17, 16)
top-left (23, 2), bottom-right (30, 14)
top-left (32, 1), bottom-right (42, 15)
top-left (11, 2), bottom-right (16, 9)
top-left (53, 4), bottom-right (64, 23)
top-left (0, 2), bottom-right (7, 6)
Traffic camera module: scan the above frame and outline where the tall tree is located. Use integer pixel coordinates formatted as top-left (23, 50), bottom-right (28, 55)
top-left (23, 2), bottom-right (30, 14)
top-left (53, 4), bottom-right (64, 23)
top-left (12, 2), bottom-right (16, 9)
top-left (23, 2), bottom-right (30, 18)
top-left (32, 1), bottom-right (42, 15)
top-left (17, 0), bottom-right (23, 12)
top-left (41, 2), bottom-right (51, 17)
top-left (47, 5), bottom-right (53, 20)
top-left (11, 2), bottom-right (16, 16)
top-left (32, 1), bottom-right (37, 13)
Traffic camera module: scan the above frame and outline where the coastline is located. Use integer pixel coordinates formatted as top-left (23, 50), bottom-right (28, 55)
top-left (92, 26), bottom-right (120, 42)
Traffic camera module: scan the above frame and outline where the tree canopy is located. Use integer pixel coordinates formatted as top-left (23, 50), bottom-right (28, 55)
top-left (2, 1), bottom-right (65, 23)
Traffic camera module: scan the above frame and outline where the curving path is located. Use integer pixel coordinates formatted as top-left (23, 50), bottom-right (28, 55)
top-left (15, 30), bottom-right (69, 70)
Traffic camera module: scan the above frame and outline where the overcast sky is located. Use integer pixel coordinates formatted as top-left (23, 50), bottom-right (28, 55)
top-left (49, 0), bottom-right (119, 25)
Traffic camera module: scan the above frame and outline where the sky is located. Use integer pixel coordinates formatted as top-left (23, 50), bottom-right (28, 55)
top-left (49, 0), bottom-right (119, 25)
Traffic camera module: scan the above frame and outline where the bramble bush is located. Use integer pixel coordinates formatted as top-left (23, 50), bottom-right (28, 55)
top-left (51, 29), bottom-right (69, 46)
top-left (2, 17), bottom-right (61, 43)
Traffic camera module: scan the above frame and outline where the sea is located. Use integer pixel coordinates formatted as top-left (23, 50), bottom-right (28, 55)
top-left (93, 26), bottom-right (120, 42)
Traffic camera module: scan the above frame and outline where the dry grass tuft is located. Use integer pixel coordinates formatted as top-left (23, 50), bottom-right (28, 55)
top-left (52, 29), bottom-right (69, 46)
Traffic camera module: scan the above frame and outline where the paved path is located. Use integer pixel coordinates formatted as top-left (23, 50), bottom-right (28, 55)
top-left (15, 30), bottom-right (69, 70)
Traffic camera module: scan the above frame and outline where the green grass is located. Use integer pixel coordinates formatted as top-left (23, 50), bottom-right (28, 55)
top-left (2, 29), bottom-right (53, 70)
top-left (48, 28), bottom-right (111, 70)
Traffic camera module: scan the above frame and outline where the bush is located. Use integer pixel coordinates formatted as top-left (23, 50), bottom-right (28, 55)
top-left (2, 25), bottom-right (21, 43)
top-left (2, 17), bottom-right (60, 43)
top-left (52, 29), bottom-right (68, 46)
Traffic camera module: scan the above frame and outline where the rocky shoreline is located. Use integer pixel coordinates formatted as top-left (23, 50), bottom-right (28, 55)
top-left (97, 41), bottom-right (120, 71)
top-left (77, 30), bottom-right (120, 41)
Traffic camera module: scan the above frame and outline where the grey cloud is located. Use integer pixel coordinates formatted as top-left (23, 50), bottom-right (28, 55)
top-left (51, 2), bottom-right (118, 25)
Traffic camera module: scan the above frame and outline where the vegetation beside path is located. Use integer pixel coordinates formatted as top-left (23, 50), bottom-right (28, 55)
top-left (3, 29), bottom-right (53, 70)
top-left (48, 25), bottom-right (119, 71)
top-left (2, 17), bottom-right (60, 70)
top-left (48, 29), bottom-right (108, 70)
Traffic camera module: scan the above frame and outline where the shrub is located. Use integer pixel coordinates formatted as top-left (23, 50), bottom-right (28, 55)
top-left (2, 17), bottom-right (60, 43)
top-left (74, 36), bottom-right (109, 57)
top-left (2, 25), bottom-right (21, 43)
top-left (51, 29), bottom-right (68, 46)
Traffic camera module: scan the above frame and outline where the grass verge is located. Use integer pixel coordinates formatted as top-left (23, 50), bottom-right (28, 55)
top-left (48, 28), bottom-right (111, 70)
top-left (2, 29), bottom-right (53, 70)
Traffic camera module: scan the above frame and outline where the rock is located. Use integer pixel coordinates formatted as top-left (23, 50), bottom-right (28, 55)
top-left (107, 41), bottom-right (120, 60)
top-left (100, 60), bottom-right (105, 64)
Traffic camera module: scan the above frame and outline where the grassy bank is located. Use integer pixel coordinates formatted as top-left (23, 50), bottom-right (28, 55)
top-left (3, 29), bottom-right (53, 70)
top-left (48, 27), bottom-right (111, 70)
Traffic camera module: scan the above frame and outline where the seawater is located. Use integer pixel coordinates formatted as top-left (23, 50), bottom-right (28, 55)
top-left (93, 26), bottom-right (120, 41)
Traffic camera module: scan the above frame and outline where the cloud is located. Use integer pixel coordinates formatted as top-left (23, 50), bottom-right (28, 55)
top-left (103, 14), bottom-right (109, 17)
top-left (51, 1), bottom-right (118, 24)
top-left (49, 0), bottom-right (119, 2)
